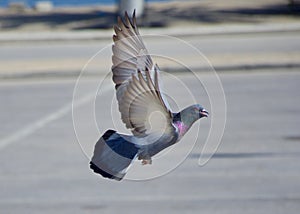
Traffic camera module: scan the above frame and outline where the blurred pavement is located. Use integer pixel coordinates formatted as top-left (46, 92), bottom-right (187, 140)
top-left (0, 0), bottom-right (300, 79)
top-left (0, 1), bottom-right (300, 213)
top-left (0, 70), bottom-right (300, 213)
top-left (0, 31), bottom-right (299, 79)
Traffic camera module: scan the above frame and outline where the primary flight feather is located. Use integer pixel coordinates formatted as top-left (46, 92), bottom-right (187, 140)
top-left (90, 11), bottom-right (209, 181)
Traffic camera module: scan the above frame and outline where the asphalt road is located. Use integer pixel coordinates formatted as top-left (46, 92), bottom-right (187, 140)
top-left (1, 31), bottom-right (300, 76)
top-left (0, 69), bottom-right (300, 214)
top-left (2, 32), bottom-right (300, 60)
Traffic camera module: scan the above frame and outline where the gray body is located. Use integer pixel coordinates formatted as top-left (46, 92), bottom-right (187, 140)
top-left (90, 12), bottom-right (208, 181)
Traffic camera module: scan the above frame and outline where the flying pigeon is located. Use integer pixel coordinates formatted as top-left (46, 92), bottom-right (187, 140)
top-left (90, 11), bottom-right (209, 181)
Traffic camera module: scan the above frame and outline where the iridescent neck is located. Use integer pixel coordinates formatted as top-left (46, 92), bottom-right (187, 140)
top-left (174, 121), bottom-right (189, 139)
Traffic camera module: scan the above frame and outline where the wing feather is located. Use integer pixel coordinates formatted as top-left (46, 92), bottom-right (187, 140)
top-left (112, 11), bottom-right (153, 88)
top-left (119, 70), bottom-right (173, 137)
top-left (111, 11), bottom-right (174, 137)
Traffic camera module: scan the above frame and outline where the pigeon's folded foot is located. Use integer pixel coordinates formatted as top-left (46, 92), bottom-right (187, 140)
top-left (142, 158), bottom-right (152, 165)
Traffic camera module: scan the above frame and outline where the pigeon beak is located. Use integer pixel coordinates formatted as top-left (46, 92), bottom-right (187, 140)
top-left (200, 109), bottom-right (209, 117)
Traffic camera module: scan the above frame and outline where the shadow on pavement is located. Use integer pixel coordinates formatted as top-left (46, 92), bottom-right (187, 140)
top-left (189, 151), bottom-right (300, 159)
top-left (0, 10), bottom-right (116, 29)
top-left (0, 2), bottom-right (299, 31)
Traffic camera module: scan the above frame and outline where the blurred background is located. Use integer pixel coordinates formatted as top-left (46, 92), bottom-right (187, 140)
top-left (1, 0), bottom-right (300, 213)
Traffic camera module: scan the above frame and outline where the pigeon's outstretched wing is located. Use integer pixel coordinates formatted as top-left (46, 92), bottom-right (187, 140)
top-left (112, 11), bottom-right (153, 88)
top-left (112, 11), bottom-right (174, 138)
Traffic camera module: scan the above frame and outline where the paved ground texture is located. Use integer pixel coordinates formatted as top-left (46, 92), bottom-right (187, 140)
top-left (0, 0), bottom-right (300, 31)
top-left (1, 1), bottom-right (300, 213)
top-left (0, 70), bottom-right (300, 214)
top-left (1, 31), bottom-right (300, 78)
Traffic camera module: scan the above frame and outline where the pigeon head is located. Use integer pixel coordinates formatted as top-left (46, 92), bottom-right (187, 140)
top-left (190, 104), bottom-right (209, 125)
top-left (194, 104), bottom-right (209, 118)
top-left (173, 104), bottom-right (209, 126)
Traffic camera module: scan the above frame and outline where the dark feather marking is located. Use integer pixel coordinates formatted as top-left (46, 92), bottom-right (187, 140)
top-left (90, 161), bottom-right (122, 181)
top-left (102, 129), bottom-right (116, 141)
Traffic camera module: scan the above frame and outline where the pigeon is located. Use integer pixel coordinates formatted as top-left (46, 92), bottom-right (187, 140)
top-left (90, 11), bottom-right (209, 181)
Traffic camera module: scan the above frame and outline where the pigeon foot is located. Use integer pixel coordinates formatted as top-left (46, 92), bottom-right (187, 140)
top-left (141, 159), bottom-right (152, 165)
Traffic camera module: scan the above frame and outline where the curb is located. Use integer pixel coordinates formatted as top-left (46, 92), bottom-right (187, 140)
top-left (1, 22), bottom-right (300, 43)
top-left (1, 62), bottom-right (299, 80)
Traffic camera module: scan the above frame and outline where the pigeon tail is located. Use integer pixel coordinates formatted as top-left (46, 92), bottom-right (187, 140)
top-left (90, 130), bottom-right (139, 181)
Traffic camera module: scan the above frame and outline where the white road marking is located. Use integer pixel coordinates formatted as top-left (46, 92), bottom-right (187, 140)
top-left (0, 84), bottom-right (112, 151)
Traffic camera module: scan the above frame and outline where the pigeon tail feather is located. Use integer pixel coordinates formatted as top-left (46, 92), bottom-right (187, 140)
top-left (90, 130), bottom-right (139, 181)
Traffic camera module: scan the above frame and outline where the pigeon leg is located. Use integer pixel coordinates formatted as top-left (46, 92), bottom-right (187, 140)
top-left (142, 158), bottom-right (152, 165)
